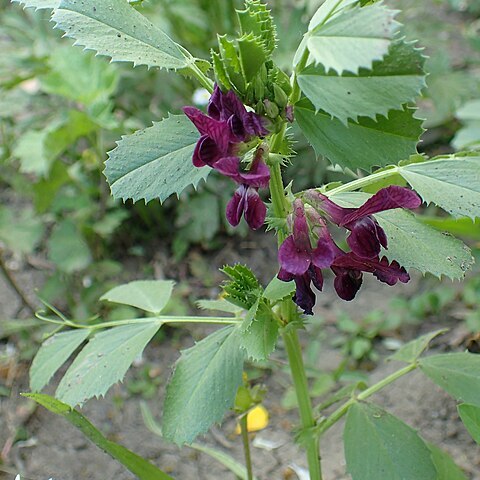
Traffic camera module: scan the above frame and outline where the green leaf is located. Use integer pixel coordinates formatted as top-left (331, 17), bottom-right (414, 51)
top-left (11, 0), bottom-right (59, 9)
top-left (24, 393), bottom-right (174, 480)
top-left (458, 403), bottom-right (480, 444)
top-left (105, 115), bottom-right (209, 203)
top-left (0, 206), bottom-right (44, 255)
top-left (296, 100), bottom-right (423, 171)
top-left (389, 329), bottom-right (448, 363)
top-left (56, 321), bottom-right (162, 406)
top-left (13, 130), bottom-right (52, 177)
top-left (263, 277), bottom-right (295, 302)
top-left (196, 299), bottom-right (242, 315)
top-left (419, 353), bottom-right (480, 406)
top-left (427, 443), bottom-right (469, 479)
top-left (47, 220), bottom-right (92, 273)
top-left (298, 40), bottom-right (425, 124)
top-left (331, 192), bottom-right (474, 279)
top-left (221, 264), bottom-right (262, 310)
top-left (163, 325), bottom-right (244, 445)
top-left (400, 156), bottom-right (480, 219)
top-left (307, 0), bottom-right (359, 31)
top-left (30, 329), bottom-right (91, 392)
top-left (452, 122), bottom-right (480, 151)
top-left (237, 34), bottom-right (267, 81)
top-left (52, 0), bottom-right (188, 71)
top-left (344, 402), bottom-right (437, 480)
top-left (240, 302), bottom-right (278, 361)
top-left (100, 280), bottom-right (174, 314)
top-left (306, 2), bottom-right (400, 75)
top-left (457, 100), bottom-right (480, 121)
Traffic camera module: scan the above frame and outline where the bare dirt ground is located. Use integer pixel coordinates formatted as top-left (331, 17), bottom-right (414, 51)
top-left (1, 234), bottom-right (479, 480)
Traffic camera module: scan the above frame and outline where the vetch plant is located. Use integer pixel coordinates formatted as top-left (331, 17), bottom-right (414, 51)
top-left (13, 0), bottom-right (480, 478)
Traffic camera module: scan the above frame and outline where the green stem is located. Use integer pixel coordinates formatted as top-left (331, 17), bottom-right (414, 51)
top-left (240, 415), bottom-right (253, 480)
top-left (188, 60), bottom-right (214, 93)
top-left (317, 362), bottom-right (418, 435)
top-left (268, 125), bottom-right (322, 479)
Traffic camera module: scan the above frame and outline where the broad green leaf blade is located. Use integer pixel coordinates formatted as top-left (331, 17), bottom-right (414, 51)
top-left (400, 157), bottom-right (480, 219)
top-left (56, 322), bottom-right (161, 406)
top-left (24, 394), bottom-right (174, 480)
top-left (196, 299), bottom-right (242, 315)
top-left (298, 41), bottom-right (426, 124)
top-left (163, 325), bottom-right (244, 445)
top-left (11, 0), bottom-right (59, 9)
top-left (105, 114), bottom-right (209, 203)
top-left (30, 329), bottom-right (91, 392)
top-left (52, 0), bottom-right (188, 71)
top-left (263, 277), bottom-right (295, 302)
top-left (331, 192), bottom-right (474, 279)
top-left (308, 0), bottom-right (359, 31)
top-left (296, 100), bottom-right (423, 171)
top-left (452, 122), bottom-right (480, 151)
top-left (457, 100), bottom-right (480, 121)
top-left (100, 280), bottom-right (174, 314)
top-left (419, 353), bottom-right (480, 406)
top-left (428, 443), bottom-right (468, 480)
top-left (389, 329), bottom-right (447, 364)
top-left (344, 402), bottom-right (437, 480)
top-left (458, 403), bottom-right (480, 444)
top-left (306, 3), bottom-right (400, 75)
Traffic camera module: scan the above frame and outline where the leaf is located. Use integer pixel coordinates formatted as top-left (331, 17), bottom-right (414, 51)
top-left (419, 353), bottom-right (480, 406)
top-left (457, 100), bottom-right (480, 121)
top-left (30, 329), bottom-right (91, 392)
top-left (52, 0), bottom-right (188, 71)
top-left (240, 302), bottom-right (278, 361)
top-left (47, 220), bottom-right (92, 273)
top-left (56, 321), bottom-right (162, 406)
top-left (427, 443), bottom-right (468, 480)
top-left (298, 40), bottom-right (426, 124)
top-left (308, 0), bottom-right (359, 31)
top-left (458, 403), bottom-right (480, 444)
top-left (221, 264), bottom-right (262, 310)
top-left (389, 329), bottom-right (448, 363)
top-left (0, 206), bottom-right (44, 255)
top-left (100, 280), bottom-right (174, 314)
top-left (306, 3), bottom-right (400, 75)
top-left (400, 156), bottom-right (480, 219)
top-left (331, 192), bottom-right (474, 279)
top-left (296, 100), bottom-right (423, 172)
top-left (24, 394), bottom-right (174, 480)
top-left (452, 122), bottom-right (480, 151)
top-left (344, 402), bottom-right (437, 480)
top-left (237, 34), bottom-right (267, 81)
top-left (13, 130), bottom-right (52, 177)
top-left (11, 0), bottom-right (59, 9)
top-left (162, 325), bottom-right (244, 445)
top-left (263, 277), bottom-right (295, 302)
top-left (105, 114), bottom-right (209, 203)
top-left (196, 299), bottom-right (242, 315)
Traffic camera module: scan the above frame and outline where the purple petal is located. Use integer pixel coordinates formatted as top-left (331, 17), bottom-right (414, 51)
top-left (372, 257), bottom-right (410, 286)
top-left (341, 186), bottom-right (422, 225)
top-left (243, 112), bottom-right (269, 137)
top-left (304, 190), bottom-right (352, 225)
top-left (221, 90), bottom-right (247, 121)
top-left (213, 156), bottom-right (242, 183)
top-left (244, 188), bottom-right (267, 230)
top-left (346, 217), bottom-right (383, 259)
top-left (194, 135), bottom-right (223, 167)
top-left (278, 268), bottom-right (295, 282)
top-left (278, 235), bottom-right (311, 276)
top-left (183, 107), bottom-right (230, 151)
top-left (207, 84), bottom-right (222, 120)
top-left (292, 199), bottom-right (313, 253)
top-left (293, 274), bottom-right (316, 315)
top-left (308, 265), bottom-right (324, 291)
top-left (332, 268), bottom-right (363, 301)
top-left (226, 186), bottom-right (246, 227)
top-left (240, 156), bottom-right (270, 188)
top-left (228, 114), bottom-right (247, 141)
top-left (311, 237), bottom-right (335, 269)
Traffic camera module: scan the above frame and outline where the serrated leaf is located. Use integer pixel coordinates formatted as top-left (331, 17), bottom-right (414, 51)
top-left (197, 299), bottom-right (242, 314)
top-left (263, 277), bottom-right (295, 302)
top-left (24, 394), bottom-right (174, 480)
top-left (222, 264), bottom-right (262, 310)
top-left (105, 115), bottom-right (209, 203)
top-left (100, 280), bottom-right (174, 314)
top-left (400, 157), bottom-right (480, 219)
top-left (162, 325), bottom-right (244, 445)
top-left (419, 353), bottom-right (480, 406)
top-left (458, 404), bottom-right (480, 444)
top-left (30, 329), bottom-right (91, 392)
top-left (56, 322), bottom-right (161, 406)
top-left (52, 0), bottom-right (188, 71)
top-left (296, 100), bottom-right (423, 171)
top-left (306, 3), bottom-right (400, 75)
top-left (298, 40), bottom-right (425, 124)
top-left (331, 192), bottom-right (474, 279)
top-left (389, 329), bottom-right (447, 364)
top-left (344, 402), bottom-right (437, 480)
top-left (427, 443), bottom-right (468, 480)
top-left (308, 0), bottom-right (359, 31)
top-left (238, 34), bottom-right (267, 81)
top-left (11, 0), bottom-right (59, 9)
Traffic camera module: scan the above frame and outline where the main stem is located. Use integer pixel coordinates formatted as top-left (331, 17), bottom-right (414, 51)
top-left (240, 415), bottom-right (253, 480)
top-left (269, 127), bottom-right (322, 480)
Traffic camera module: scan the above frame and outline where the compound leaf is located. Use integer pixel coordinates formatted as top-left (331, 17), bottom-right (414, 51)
top-left (56, 321), bottom-right (162, 406)
top-left (163, 325), bottom-right (244, 445)
top-left (105, 114), bottom-right (209, 203)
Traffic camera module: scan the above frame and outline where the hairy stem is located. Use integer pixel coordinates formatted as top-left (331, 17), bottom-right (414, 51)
top-left (240, 415), bottom-right (253, 480)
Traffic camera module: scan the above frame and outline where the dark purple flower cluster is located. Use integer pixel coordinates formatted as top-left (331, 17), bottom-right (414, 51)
top-left (278, 186), bottom-right (422, 314)
top-left (184, 85), bottom-right (270, 230)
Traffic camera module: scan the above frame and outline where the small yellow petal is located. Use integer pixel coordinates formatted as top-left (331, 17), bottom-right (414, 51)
top-left (235, 405), bottom-right (269, 434)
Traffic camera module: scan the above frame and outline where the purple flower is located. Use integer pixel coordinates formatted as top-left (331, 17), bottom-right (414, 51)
top-left (304, 186), bottom-right (421, 259)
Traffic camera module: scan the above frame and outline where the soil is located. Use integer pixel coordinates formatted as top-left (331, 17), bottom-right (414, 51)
top-left (1, 235), bottom-right (479, 480)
